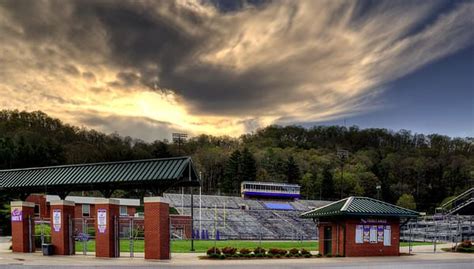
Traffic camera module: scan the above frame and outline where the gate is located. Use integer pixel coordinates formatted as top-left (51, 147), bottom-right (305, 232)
top-left (33, 217), bottom-right (49, 252)
top-left (118, 216), bottom-right (145, 257)
top-left (74, 217), bottom-right (96, 255)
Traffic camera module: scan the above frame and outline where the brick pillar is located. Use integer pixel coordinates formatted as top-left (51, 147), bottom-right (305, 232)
top-left (144, 197), bottom-right (170, 260)
top-left (10, 201), bottom-right (35, 253)
top-left (94, 199), bottom-right (120, 258)
top-left (50, 200), bottom-right (75, 255)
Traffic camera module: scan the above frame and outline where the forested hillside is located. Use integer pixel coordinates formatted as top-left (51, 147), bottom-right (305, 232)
top-left (1, 110), bottom-right (473, 214)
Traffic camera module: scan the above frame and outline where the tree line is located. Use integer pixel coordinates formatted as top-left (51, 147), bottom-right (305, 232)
top-left (0, 110), bottom-right (473, 216)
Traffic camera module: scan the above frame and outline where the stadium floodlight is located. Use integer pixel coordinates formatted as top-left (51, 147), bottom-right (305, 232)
top-left (172, 132), bottom-right (188, 156)
top-left (336, 149), bottom-right (349, 198)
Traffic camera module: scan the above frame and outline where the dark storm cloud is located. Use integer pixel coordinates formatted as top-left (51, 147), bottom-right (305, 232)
top-left (1, 0), bottom-right (473, 135)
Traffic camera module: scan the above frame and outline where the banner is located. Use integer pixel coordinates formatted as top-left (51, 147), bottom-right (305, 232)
top-left (11, 208), bottom-right (22, 222)
top-left (377, 225), bottom-right (384, 242)
top-left (53, 209), bottom-right (61, 232)
top-left (363, 225), bottom-right (370, 242)
top-left (98, 209), bottom-right (107, 233)
top-left (369, 225), bottom-right (377, 243)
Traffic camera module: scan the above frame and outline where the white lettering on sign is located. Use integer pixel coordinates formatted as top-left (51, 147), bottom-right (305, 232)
top-left (361, 218), bottom-right (387, 224)
top-left (53, 209), bottom-right (61, 232)
top-left (97, 209), bottom-right (107, 233)
top-left (11, 208), bottom-right (22, 222)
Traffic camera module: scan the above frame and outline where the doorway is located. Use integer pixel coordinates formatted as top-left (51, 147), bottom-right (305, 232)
top-left (323, 226), bottom-right (332, 255)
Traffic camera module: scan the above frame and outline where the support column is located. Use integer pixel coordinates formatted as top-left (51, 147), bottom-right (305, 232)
top-left (94, 198), bottom-right (120, 258)
top-left (144, 197), bottom-right (170, 260)
top-left (10, 201), bottom-right (35, 253)
top-left (50, 200), bottom-right (75, 255)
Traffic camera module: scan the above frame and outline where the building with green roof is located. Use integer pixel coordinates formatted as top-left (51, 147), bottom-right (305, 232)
top-left (301, 196), bottom-right (419, 257)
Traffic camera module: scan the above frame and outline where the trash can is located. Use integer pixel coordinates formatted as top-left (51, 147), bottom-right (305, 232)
top-left (42, 244), bottom-right (54, 256)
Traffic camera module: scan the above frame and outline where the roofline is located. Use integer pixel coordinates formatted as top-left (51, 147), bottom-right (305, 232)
top-left (0, 156), bottom-right (192, 172)
top-left (241, 181), bottom-right (301, 187)
top-left (355, 196), bottom-right (420, 215)
top-left (300, 198), bottom-right (348, 217)
top-left (340, 196), bottom-right (353, 211)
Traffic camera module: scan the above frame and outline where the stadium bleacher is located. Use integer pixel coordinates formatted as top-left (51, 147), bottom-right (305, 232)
top-left (164, 193), bottom-right (330, 240)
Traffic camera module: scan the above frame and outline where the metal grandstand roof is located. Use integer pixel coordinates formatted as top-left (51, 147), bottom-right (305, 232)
top-left (300, 196), bottom-right (419, 219)
top-left (0, 157), bottom-right (200, 197)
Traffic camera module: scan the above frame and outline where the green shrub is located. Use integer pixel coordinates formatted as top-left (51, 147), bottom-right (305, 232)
top-left (249, 253), bottom-right (255, 258)
top-left (208, 253), bottom-right (220, 259)
top-left (285, 253), bottom-right (292, 257)
top-left (325, 254), bottom-right (332, 257)
top-left (275, 254), bottom-right (281, 258)
top-left (219, 254), bottom-right (226, 259)
top-left (289, 248), bottom-right (299, 255)
top-left (295, 253), bottom-right (302, 257)
top-left (206, 247), bottom-right (221, 256)
top-left (254, 247), bottom-right (266, 255)
top-left (304, 254), bottom-right (312, 258)
top-left (239, 248), bottom-right (251, 255)
top-left (232, 254), bottom-right (240, 258)
top-left (300, 249), bottom-right (310, 255)
top-left (268, 248), bottom-right (287, 256)
top-left (316, 253), bottom-right (322, 257)
top-left (255, 253), bottom-right (264, 258)
top-left (222, 247), bottom-right (237, 255)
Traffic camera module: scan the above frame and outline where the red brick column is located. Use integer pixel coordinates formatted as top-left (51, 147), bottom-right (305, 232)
top-left (50, 200), bottom-right (75, 255)
top-left (94, 199), bottom-right (120, 258)
top-left (10, 201), bottom-right (35, 253)
top-left (144, 197), bottom-right (170, 260)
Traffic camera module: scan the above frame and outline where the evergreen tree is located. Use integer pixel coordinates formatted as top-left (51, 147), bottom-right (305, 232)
top-left (241, 148), bottom-right (257, 182)
top-left (321, 167), bottom-right (335, 200)
top-left (222, 149), bottom-right (241, 195)
top-left (286, 156), bottom-right (300, 184)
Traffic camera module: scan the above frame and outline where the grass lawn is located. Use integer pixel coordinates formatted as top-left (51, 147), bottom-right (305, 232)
top-left (75, 240), bottom-right (432, 253)
top-left (75, 240), bottom-right (318, 253)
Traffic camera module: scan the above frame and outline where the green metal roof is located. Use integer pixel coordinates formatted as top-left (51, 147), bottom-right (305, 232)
top-left (300, 196), bottom-right (419, 219)
top-left (0, 157), bottom-right (200, 194)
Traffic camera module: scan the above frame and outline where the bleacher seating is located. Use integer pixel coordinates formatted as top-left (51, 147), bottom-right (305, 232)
top-left (163, 193), bottom-right (330, 240)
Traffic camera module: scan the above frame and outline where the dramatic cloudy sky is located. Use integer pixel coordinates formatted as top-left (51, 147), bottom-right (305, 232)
top-left (0, 0), bottom-right (473, 140)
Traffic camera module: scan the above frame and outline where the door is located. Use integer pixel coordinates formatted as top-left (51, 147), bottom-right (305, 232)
top-left (323, 226), bottom-right (332, 255)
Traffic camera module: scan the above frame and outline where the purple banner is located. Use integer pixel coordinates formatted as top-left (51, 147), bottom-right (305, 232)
top-left (11, 208), bottom-right (22, 222)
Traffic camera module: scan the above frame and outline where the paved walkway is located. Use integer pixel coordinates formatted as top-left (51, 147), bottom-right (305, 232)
top-left (0, 240), bottom-right (471, 269)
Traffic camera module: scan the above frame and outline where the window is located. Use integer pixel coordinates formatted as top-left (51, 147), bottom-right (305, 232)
top-left (120, 206), bottom-right (128, 216)
top-left (82, 204), bottom-right (90, 217)
top-left (34, 204), bottom-right (40, 217)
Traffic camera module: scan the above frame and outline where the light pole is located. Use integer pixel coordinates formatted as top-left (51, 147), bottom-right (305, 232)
top-left (172, 133), bottom-right (188, 156)
top-left (376, 184), bottom-right (381, 200)
top-left (337, 149), bottom-right (349, 199)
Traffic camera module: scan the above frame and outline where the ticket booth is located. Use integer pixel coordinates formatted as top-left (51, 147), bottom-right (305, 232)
top-left (301, 196), bottom-right (419, 257)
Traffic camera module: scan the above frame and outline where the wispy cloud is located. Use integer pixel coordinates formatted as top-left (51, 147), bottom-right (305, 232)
top-left (0, 0), bottom-right (472, 140)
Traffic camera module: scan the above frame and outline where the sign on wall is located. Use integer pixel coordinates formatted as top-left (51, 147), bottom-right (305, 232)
top-left (377, 225), bottom-right (384, 242)
top-left (97, 209), bottom-right (107, 233)
top-left (383, 225), bottom-right (391, 246)
top-left (355, 225), bottom-right (363, 243)
top-left (53, 209), bottom-right (61, 232)
top-left (11, 208), bottom-right (22, 222)
top-left (363, 225), bottom-right (370, 242)
top-left (369, 225), bottom-right (377, 243)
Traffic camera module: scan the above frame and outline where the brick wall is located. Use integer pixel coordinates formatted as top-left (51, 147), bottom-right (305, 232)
top-left (50, 202), bottom-right (75, 255)
top-left (95, 202), bottom-right (120, 258)
top-left (26, 194), bottom-right (48, 218)
top-left (170, 215), bottom-right (192, 239)
top-left (144, 200), bottom-right (170, 259)
top-left (11, 202), bottom-right (35, 253)
top-left (318, 217), bottom-right (400, 257)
